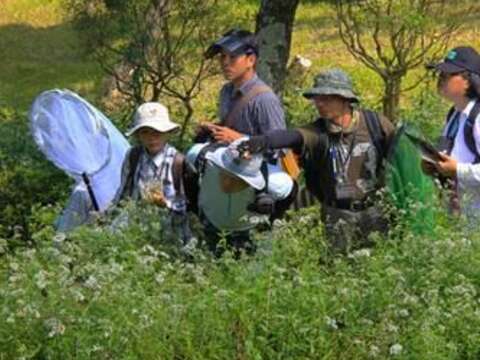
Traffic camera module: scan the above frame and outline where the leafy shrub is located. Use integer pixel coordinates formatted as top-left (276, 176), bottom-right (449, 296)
top-left (0, 108), bottom-right (69, 246)
top-left (2, 202), bottom-right (480, 358)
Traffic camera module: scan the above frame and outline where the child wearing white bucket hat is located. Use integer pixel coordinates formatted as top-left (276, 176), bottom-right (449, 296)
top-left (113, 102), bottom-right (194, 248)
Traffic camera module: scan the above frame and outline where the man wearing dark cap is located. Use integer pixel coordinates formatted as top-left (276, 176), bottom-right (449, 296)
top-left (423, 46), bottom-right (480, 222)
top-left (198, 29), bottom-right (286, 145)
top-left (238, 68), bottom-right (396, 252)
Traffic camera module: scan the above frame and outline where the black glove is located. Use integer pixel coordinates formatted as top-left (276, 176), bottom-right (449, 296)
top-left (193, 126), bottom-right (213, 143)
top-left (238, 135), bottom-right (268, 155)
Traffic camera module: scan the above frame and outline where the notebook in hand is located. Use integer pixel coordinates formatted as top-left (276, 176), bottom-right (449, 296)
top-left (405, 132), bottom-right (442, 164)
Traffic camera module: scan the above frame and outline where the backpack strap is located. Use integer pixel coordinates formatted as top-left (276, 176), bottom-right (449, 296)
top-left (222, 84), bottom-right (272, 128)
top-left (363, 110), bottom-right (387, 160)
top-left (463, 101), bottom-right (480, 163)
top-left (446, 106), bottom-right (456, 125)
top-left (121, 146), bottom-right (143, 200)
top-left (259, 161), bottom-right (269, 193)
top-left (194, 142), bottom-right (225, 176)
top-left (172, 152), bottom-right (185, 194)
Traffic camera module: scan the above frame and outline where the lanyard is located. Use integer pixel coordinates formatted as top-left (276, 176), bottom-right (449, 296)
top-left (445, 111), bottom-right (461, 140)
top-left (330, 131), bottom-right (357, 182)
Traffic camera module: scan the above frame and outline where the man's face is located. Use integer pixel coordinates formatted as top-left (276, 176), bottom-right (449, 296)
top-left (311, 94), bottom-right (350, 120)
top-left (218, 50), bottom-right (256, 82)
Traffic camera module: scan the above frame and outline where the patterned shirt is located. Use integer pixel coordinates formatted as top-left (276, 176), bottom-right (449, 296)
top-left (114, 144), bottom-right (186, 213)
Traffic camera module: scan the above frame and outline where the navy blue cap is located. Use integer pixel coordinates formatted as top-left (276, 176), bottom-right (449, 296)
top-left (205, 29), bottom-right (258, 59)
top-left (428, 46), bottom-right (480, 75)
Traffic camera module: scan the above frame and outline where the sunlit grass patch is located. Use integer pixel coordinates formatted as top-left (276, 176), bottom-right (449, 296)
top-left (0, 0), bottom-right (102, 110)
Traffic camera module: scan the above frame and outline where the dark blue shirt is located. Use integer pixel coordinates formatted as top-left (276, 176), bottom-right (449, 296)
top-left (218, 74), bottom-right (286, 136)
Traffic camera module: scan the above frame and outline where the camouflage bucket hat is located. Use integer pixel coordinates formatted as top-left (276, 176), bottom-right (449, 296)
top-left (303, 68), bottom-right (359, 102)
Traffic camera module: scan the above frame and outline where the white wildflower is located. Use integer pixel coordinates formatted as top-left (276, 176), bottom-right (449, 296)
top-left (348, 248), bottom-right (371, 259)
top-left (217, 289), bottom-right (229, 297)
top-left (155, 273), bottom-right (165, 285)
top-left (9, 262), bottom-right (19, 272)
top-left (398, 309), bottom-right (410, 318)
top-left (369, 345), bottom-right (380, 358)
top-left (34, 270), bottom-right (48, 290)
top-left (109, 262), bottom-right (124, 275)
top-left (386, 323), bottom-right (399, 333)
top-left (72, 289), bottom-right (86, 303)
top-left (84, 275), bottom-right (100, 290)
top-left (91, 344), bottom-right (103, 352)
top-left (142, 245), bottom-right (159, 257)
top-left (0, 238), bottom-right (7, 254)
top-left (44, 318), bottom-right (65, 338)
top-left (338, 288), bottom-right (349, 296)
top-left (360, 318), bottom-right (374, 326)
top-left (389, 343), bottom-right (403, 356)
top-left (23, 248), bottom-right (37, 259)
top-left (325, 316), bottom-right (339, 330)
top-left (53, 233), bottom-right (66, 247)
top-left (298, 215), bottom-right (313, 224)
top-left (272, 218), bottom-right (286, 228)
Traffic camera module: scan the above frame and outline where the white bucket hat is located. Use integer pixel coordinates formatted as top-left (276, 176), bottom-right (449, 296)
top-left (205, 138), bottom-right (266, 190)
top-left (126, 102), bottom-right (180, 136)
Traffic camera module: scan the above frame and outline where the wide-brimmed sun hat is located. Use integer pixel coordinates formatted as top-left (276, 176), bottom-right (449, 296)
top-left (126, 102), bottom-right (180, 136)
top-left (303, 68), bottom-right (359, 102)
top-left (205, 138), bottom-right (265, 190)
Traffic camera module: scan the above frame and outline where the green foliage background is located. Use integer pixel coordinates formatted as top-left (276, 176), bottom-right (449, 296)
top-left (1, 0), bottom-right (480, 358)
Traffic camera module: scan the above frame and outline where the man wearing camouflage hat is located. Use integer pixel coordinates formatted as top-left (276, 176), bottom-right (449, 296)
top-left (238, 68), bottom-right (396, 252)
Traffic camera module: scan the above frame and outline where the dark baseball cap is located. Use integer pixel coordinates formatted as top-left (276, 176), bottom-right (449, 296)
top-left (427, 46), bottom-right (480, 75)
top-left (205, 29), bottom-right (258, 59)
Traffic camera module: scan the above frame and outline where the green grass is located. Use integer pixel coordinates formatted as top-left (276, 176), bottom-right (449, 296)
top-left (0, 0), bottom-right (103, 110)
top-left (1, 0), bottom-right (480, 117)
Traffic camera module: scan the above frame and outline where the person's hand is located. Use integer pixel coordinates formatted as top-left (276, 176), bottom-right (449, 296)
top-left (148, 189), bottom-right (167, 207)
top-left (435, 152), bottom-right (457, 178)
top-left (193, 121), bottom-right (215, 142)
top-left (421, 159), bottom-right (437, 177)
top-left (207, 124), bottom-right (243, 143)
top-left (143, 182), bottom-right (167, 207)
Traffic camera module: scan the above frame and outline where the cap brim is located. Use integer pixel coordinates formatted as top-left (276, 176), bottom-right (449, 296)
top-left (126, 121), bottom-right (179, 136)
top-left (205, 149), bottom-right (265, 190)
top-left (303, 88), bottom-right (359, 102)
top-left (431, 61), bottom-right (465, 74)
top-left (205, 36), bottom-right (249, 59)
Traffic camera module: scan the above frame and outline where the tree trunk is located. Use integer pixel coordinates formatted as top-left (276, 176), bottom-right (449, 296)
top-left (382, 77), bottom-right (402, 122)
top-left (179, 99), bottom-right (194, 144)
top-left (255, 0), bottom-right (300, 95)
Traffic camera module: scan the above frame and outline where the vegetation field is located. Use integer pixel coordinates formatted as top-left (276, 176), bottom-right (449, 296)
top-left (2, 0), bottom-right (480, 358)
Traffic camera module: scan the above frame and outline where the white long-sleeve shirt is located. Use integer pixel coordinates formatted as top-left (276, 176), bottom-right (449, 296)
top-left (444, 100), bottom-right (480, 218)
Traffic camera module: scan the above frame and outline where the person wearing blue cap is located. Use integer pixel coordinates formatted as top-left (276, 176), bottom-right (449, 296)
top-left (197, 29), bottom-right (286, 148)
top-left (423, 46), bottom-right (480, 220)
